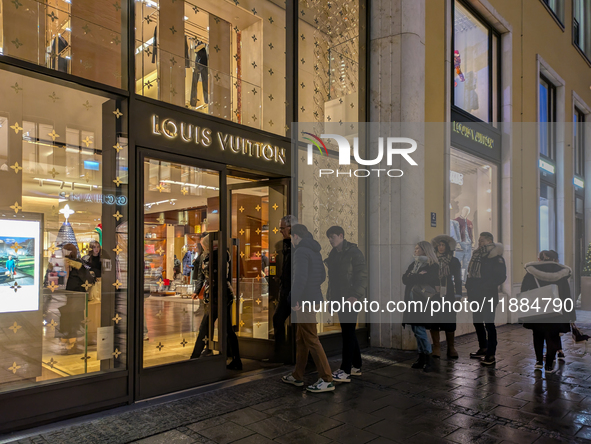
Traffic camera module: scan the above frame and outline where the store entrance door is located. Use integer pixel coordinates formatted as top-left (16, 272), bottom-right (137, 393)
top-left (228, 179), bottom-right (290, 361)
top-left (136, 149), bottom-right (230, 399)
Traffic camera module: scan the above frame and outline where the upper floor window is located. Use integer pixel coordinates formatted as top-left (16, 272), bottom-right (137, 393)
top-left (541, 0), bottom-right (565, 25)
top-left (575, 108), bottom-right (586, 177)
top-left (0, 0), bottom-right (126, 89)
top-left (452, 0), bottom-right (500, 123)
top-left (574, 0), bottom-right (591, 60)
top-left (539, 75), bottom-right (556, 159)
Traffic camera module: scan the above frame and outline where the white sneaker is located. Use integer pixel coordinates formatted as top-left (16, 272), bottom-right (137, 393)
top-left (281, 374), bottom-right (304, 387)
top-left (306, 378), bottom-right (335, 393)
top-left (332, 369), bottom-right (351, 383)
top-left (351, 367), bottom-right (362, 376)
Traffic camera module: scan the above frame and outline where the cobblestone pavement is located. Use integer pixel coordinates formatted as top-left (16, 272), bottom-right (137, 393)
top-left (7, 323), bottom-right (591, 444)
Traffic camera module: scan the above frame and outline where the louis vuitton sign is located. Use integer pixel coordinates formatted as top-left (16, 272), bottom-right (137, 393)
top-left (151, 115), bottom-right (287, 165)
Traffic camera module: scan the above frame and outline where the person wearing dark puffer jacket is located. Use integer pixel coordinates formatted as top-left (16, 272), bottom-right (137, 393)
top-left (281, 224), bottom-right (334, 393)
top-left (521, 250), bottom-right (575, 374)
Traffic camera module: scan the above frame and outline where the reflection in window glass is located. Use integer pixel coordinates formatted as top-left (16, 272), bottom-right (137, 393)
top-left (0, 68), bottom-right (128, 392)
top-left (450, 148), bottom-right (498, 284)
top-left (134, 0), bottom-right (286, 136)
top-left (574, 0), bottom-right (591, 59)
top-left (0, 0), bottom-right (125, 88)
top-left (539, 182), bottom-right (556, 251)
top-left (453, 1), bottom-right (489, 122)
top-left (539, 76), bottom-right (556, 159)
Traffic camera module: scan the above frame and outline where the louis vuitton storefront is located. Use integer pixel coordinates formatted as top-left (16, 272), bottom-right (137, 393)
top-left (0, 0), bottom-right (368, 432)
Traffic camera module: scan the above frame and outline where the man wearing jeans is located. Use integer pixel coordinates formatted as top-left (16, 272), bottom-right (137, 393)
top-left (324, 226), bottom-right (368, 383)
top-left (466, 232), bottom-right (506, 366)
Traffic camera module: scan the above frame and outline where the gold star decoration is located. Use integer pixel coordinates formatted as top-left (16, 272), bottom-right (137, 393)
top-left (11, 242), bottom-right (22, 253)
top-left (239, 206), bottom-right (244, 213)
top-left (82, 136), bottom-right (92, 147)
top-left (113, 245), bottom-right (123, 255)
top-left (46, 282), bottom-right (59, 293)
top-left (255, 251), bottom-right (261, 257)
top-left (113, 177), bottom-right (122, 187)
top-left (156, 278), bottom-right (163, 287)
top-left (50, 167), bottom-right (59, 178)
top-left (48, 319), bottom-right (58, 329)
top-left (239, 320), bottom-right (245, 327)
top-left (180, 339), bottom-right (188, 347)
top-left (48, 130), bottom-right (60, 141)
top-left (272, 227), bottom-right (279, 234)
top-left (9, 322), bottom-right (22, 333)
top-left (156, 184), bottom-right (164, 193)
top-left (113, 348), bottom-right (122, 358)
top-left (256, 322), bottom-right (261, 328)
top-left (240, 252), bottom-right (245, 258)
top-left (113, 211), bottom-right (123, 221)
top-left (82, 281), bottom-right (93, 291)
top-left (113, 108), bottom-right (123, 118)
top-left (156, 247), bottom-right (164, 256)
top-left (255, 298), bottom-right (261, 305)
top-left (112, 280), bottom-right (122, 290)
top-left (239, 229), bottom-right (245, 235)
top-left (10, 202), bottom-right (22, 214)
top-left (112, 313), bottom-right (122, 324)
top-left (10, 162), bottom-right (23, 174)
top-left (156, 342), bottom-right (164, 351)
top-left (10, 122), bottom-right (23, 134)
top-left (181, 187), bottom-right (188, 195)
top-left (256, 228), bottom-right (261, 235)
top-left (255, 275), bottom-right (261, 282)
top-left (272, 203), bottom-right (278, 210)
top-left (11, 82), bottom-right (23, 93)
top-left (8, 362), bottom-right (21, 374)
top-left (156, 310), bottom-right (163, 318)
top-left (113, 143), bottom-right (123, 153)
top-left (255, 205), bottom-right (261, 211)
top-left (47, 357), bottom-right (58, 368)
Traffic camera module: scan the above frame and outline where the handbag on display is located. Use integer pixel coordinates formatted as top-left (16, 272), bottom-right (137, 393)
top-left (517, 277), bottom-right (560, 323)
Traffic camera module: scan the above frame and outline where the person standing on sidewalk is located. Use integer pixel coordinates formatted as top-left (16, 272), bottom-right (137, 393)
top-left (272, 215), bottom-right (297, 362)
top-left (521, 250), bottom-right (574, 373)
top-left (324, 226), bottom-right (368, 383)
top-left (402, 241), bottom-right (440, 372)
top-left (466, 232), bottom-right (506, 366)
top-left (281, 224), bottom-right (334, 393)
top-left (430, 235), bottom-right (463, 359)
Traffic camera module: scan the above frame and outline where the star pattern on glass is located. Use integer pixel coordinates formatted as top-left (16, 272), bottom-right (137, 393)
top-left (169, 56), bottom-right (177, 66)
top-left (46, 282), bottom-right (59, 293)
top-left (233, 0), bottom-right (239, 5)
top-left (301, 106), bottom-right (305, 113)
top-left (112, 313), bottom-right (122, 324)
top-left (156, 310), bottom-right (163, 318)
top-left (112, 176), bottom-right (123, 187)
top-left (213, 16), bottom-right (220, 24)
top-left (10, 282), bottom-right (22, 293)
top-left (255, 298), bottom-right (261, 305)
top-left (8, 362), bottom-right (21, 374)
top-left (12, 0), bottom-right (22, 8)
top-left (181, 187), bottom-right (188, 195)
top-left (240, 252), bottom-right (245, 258)
top-left (252, 34), bottom-right (257, 42)
top-left (233, 53), bottom-right (239, 61)
top-left (11, 82), bottom-right (23, 94)
top-left (10, 201), bottom-right (22, 214)
top-left (112, 280), bottom-right (123, 290)
top-left (170, 26), bottom-right (177, 35)
top-left (156, 246), bottom-right (165, 256)
top-left (239, 229), bottom-right (245, 235)
top-left (268, 94), bottom-right (274, 101)
top-left (252, 88), bottom-right (257, 95)
top-left (350, 102), bottom-right (355, 108)
top-left (234, 26), bottom-right (240, 33)
top-left (145, 79), bottom-right (154, 89)
top-left (268, 42), bottom-right (274, 50)
top-left (214, 45), bottom-right (220, 53)
top-left (113, 211), bottom-right (123, 221)
top-left (272, 227), bottom-right (279, 234)
top-left (301, 34), bottom-right (305, 41)
top-left (10, 122), bottom-right (23, 134)
top-left (82, 24), bottom-right (91, 34)
top-left (46, 357), bottom-right (58, 368)
top-left (113, 108), bottom-right (123, 119)
top-left (82, 136), bottom-right (92, 147)
top-left (170, 87), bottom-right (177, 97)
top-left (314, 40), bottom-right (319, 48)
top-left (113, 35), bottom-right (121, 45)
top-left (113, 143), bottom-right (124, 153)
top-left (252, 61), bottom-right (257, 69)
top-left (113, 1), bottom-right (121, 11)
top-left (239, 320), bottom-right (245, 327)
top-left (82, 100), bottom-right (92, 110)
top-left (255, 228), bottom-right (261, 235)
top-left (144, 15), bottom-right (153, 24)
top-left (10, 162), bottom-right (23, 174)
top-left (180, 339), bottom-right (188, 347)
top-left (327, 115), bottom-right (332, 121)
top-left (145, 47), bottom-right (152, 57)
top-left (47, 11), bottom-right (59, 22)
top-left (80, 355), bottom-right (90, 361)
top-left (252, 114), bottom-right (258, 122)
top-left (255, 274), bottom-right (261, 282)
top-left (268, 68), bottom-right (274, 75)
top-left (300, 82), bottom-right (305, 88)
top-left (269, 120), bottom-right (274, 127)
top-left (192, 5), bottom-right (199, 13)
top-left (300, 9), bottom-right (305, 16)
top-left (251, 7), bottom-right (257, 15)
top-left (284, 125), bottom-right (289, 132)
top-left (214, 73), bottom-right (220, 82)
top-left (11, 38), bottom-right (23, 49)
top-left (113, 348), bottom-right (122, 358)
top-left (238, 206), bottom-right (245, 213)
top-left (9, 322), bottom-right (22, 333)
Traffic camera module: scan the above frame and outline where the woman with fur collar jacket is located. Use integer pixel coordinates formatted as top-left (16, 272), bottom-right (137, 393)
top-left (521, 252), bottom-right (575, 372)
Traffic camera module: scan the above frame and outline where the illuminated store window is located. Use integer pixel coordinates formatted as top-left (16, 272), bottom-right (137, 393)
top-left (0, 68), bottom-right (128, 392)
top-left (0, 0), bottom-right (126, 89)
top-left (452, 0), bottom-right (499, 123)
top-left (134, 0), bottom-right (286, 136)
top-left (449, 148), bottom-right (498, 284)
top-left (539, 182), bottom-right (556, 251)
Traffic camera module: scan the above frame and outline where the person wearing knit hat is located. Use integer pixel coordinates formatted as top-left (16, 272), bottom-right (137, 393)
top-left (430, 235), bottom-right (463, 359)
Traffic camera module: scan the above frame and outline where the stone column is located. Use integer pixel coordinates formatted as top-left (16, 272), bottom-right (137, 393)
top-left (368, 0), bottom-right (425, 349)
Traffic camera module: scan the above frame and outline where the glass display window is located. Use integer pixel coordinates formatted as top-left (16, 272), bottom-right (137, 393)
top-left (0, 67), bottom-right (128, 392)
top-left (539, 182), bottom-right (556, 251)
top-left (134, 0), bottom-right (286, 136)
top-left (0, 0), bottom-right (126, 89)
top-left (453, 0), bottom-right (498, 123)
top-left (449, 148), bottom-right (498, 283)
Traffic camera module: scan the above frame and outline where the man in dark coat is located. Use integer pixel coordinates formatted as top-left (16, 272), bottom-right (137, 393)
top-left (282, 224), bottom-right (334, 393)
top-left (521, 250), bottom-right (575, 373)
top-left (466, 232), bottom-right (506, 366)
top-left (324, 226), bottom-right (368, 382)
top-left (272, 215), bottom-right (297, 361)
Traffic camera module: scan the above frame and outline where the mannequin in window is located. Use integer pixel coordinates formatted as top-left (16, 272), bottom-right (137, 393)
top-left (454, 206), bottom-right (474, 282)
top-left (190, 40), bottom-right (209, 107)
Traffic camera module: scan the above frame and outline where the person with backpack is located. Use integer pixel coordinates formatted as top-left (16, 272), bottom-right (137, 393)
top-left (324, 226), bottom-right (368, 383)
top-left (281, 224), bottom-right (334, 393)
